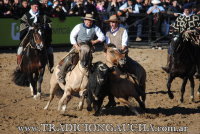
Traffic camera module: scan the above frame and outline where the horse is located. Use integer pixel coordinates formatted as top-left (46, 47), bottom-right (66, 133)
top-left (99, 44), bottom-right (146, 115)
top-left (166, 33), bottom-right (200, 103)
top-left (12, 25), bottom-right (48, 99)
top-left (44, 42), bottom-right (93, 112)
top-left (105, 44), bottom-right (146, 104)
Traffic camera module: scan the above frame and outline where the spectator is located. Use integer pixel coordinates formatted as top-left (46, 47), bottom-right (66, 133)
top-left (51, 0), bottom-right (67, 19)
top-left (40, 0), bottom-right (53, 16)
top-left (161, 0), bottom-right (171, 10)
top-left (12, 0), bottom-right (21, 19)
top-left (96, 0), bottom-right (106, 12)
top-left (167, 0), bottom-right (182, 23)
top-left (69, 0), bottom-right (84, 16)
top-left (2, 0), bottom-right (12, 17)
top-left (147, 0), bottom-right (165, 38)
top-left (83, 0), bottom-right (97, 15)
top-left (19, 0), bottom-right (30, 18)
top-left (143, 0), bottom-right (151, 7)
top-left (132, 0), bottom-right (146, 41)
top-left (0, 0), bottom-right (4, 17)
top-left (107, 0), bottom-right (120, 16)
top-left (118, 0), bottom-right (134, 24)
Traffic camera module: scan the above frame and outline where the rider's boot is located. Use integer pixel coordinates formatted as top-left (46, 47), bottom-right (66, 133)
top-left (57, 57), bottom-right (73, 84)
top-left (17, 54), bottom-right (22, 67)
top-left (162, 54), bottom-right (171, 73)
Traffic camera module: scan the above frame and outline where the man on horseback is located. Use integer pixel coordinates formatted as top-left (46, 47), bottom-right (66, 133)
top-left (162, 5), bottom-right (200, 78)
top-left (57, 14), bottom-right (105, 84)
top-left (17, 0), bottom-right (54, 72)
top-left (104, 15), bottom-right (146, 108)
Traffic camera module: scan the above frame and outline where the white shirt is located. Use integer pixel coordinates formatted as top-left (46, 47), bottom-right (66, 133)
top-left (106, 27), bottom-right (128, 46)
top-left (147, 6), bottom-right (165, 14)
top-left (70, 23), bottom-right (105, 45)
top-left (119, 2), bottom-right (133, 11)
top-left (119, 3), bottom-right (142, 14)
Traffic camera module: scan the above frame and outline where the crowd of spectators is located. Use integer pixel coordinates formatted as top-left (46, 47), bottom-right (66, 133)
top-left (1, 0), bottom-right (200, 41)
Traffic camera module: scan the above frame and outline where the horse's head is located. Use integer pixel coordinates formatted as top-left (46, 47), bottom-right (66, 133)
top-left (78, 41), bottom-right (93, 68)
top-left (171, 33), bottom-right (183, 53)
top-left (104, 43), bottom-right (126, 67)
top-left (30, 25), bottom-right (44, 50)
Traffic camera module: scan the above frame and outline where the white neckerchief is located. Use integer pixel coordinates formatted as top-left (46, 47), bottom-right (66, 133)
top-left (29, 9), bottom-right (39, 23)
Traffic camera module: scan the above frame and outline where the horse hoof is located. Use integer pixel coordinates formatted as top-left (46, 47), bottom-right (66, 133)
top-left (61, 105), bottom-right (66, 112)
top-left (36, 92), bottom-right (41, 99)
top-left (77, 102), bottom-right (83, 111)
top-left (44, 106), bottom-right (48, 110)
top-left (87, 106), bottom-right (92, 111)
top-left (180, 99), bottom-right (184, 103)
top-left (33, 95), bottom-right (37, 100)
top-left (190, 96), bottom-right (194, 102)
top-left (168, 93), bottom-right (174, 99)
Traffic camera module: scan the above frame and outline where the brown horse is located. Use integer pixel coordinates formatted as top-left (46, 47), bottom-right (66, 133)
top-left (12, 25), bottom-right (48, 100)
top-left (44, 42), bottom-right (92, 112)
top-left (104, 44), bottom-right (146, 115)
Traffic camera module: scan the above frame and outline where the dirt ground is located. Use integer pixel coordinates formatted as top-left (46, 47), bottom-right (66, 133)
top-left (0, 48), bottom-right (199, 134)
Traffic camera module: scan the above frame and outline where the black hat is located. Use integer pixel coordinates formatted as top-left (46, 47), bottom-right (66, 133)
top-left (30, 0), bottom-right (40, 5)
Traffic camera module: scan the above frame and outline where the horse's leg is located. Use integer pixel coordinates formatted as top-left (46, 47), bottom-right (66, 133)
top-left (93, 95), bottom-right (105, 116)
top-left (188, 76), bottom-right (195, 102)
top-left (44, 73), bottom-right (59, 110)
top-left (28, 74), bottom-right (37, 99)
top-left (57, 88), bottom-right (71, 112)
top-left (180, 77), bottom-right (188, 103)
top-left (117, 98), bottom-right (139, 115)
top-left (77, 89), bottom-right (86, 111)
top-left (134, 95), bottom-right (145, 111)
top-left (167, 74), bottom-right (175, 99)
top-left (36, 68), bottom-right (45, 99)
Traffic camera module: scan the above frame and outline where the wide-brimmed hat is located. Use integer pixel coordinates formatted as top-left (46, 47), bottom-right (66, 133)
top-left (81, 14), bottom-right (95, 21)
top-left (105, 15), bottom-right (120, 23)
top-left (151, 0), bottom-right (161, 4)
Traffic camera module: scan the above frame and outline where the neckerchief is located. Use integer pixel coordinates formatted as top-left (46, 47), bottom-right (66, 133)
top-left (29, 9), bottom-right (39, 23)
top-left (110, 27), bottom-right (119, 34)
top-left (83, 23), bottom-right (93, 29)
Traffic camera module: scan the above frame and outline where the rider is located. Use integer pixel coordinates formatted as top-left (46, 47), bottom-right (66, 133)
top-left (162, 5), bottom-right (200, 78)
top-left (105, 15), bottom-right (128, 51)
top-left (57, 13), bottom-right (105, 84)
top-left (17, 0), bottom-right (54, 72)
top-left (105, 15), bottom-right (140, 107)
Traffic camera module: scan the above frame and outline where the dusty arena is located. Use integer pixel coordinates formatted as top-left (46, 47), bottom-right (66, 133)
top-left (0, 47), bottom-right (199, 134)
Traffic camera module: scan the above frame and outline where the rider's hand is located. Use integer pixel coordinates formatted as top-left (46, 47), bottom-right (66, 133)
top-left (74, 44), bottom-right (80, 51)
top-left (29, 27), bottom-right (34, 30)
top-left (91, 40), bottom-right (98, 45)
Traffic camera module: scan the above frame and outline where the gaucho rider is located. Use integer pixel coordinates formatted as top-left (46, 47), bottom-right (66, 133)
top-left (162, 5), bottom-right (200, 78)
top-left (17, 0), bottom-right (54, 72)
top-left (104, 15), bottom-right (141, 107)
top-left (57, 14), bottom-right (105, 84)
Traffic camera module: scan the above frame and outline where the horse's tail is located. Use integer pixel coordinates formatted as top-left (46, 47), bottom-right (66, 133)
top-left (12, 68), bottom-right (29, 87)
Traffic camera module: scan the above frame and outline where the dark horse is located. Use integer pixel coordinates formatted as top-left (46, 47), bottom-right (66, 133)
top-left (12, 25), bottom-right (48, 100)
top-left (167, 33), bottom-right (200, 103)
